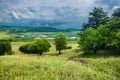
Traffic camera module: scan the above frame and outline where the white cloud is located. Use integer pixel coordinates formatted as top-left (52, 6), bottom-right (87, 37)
top-left (112, 6), bottom-right (120, 10)
top-left (12, 11), bottom-right (19, 19)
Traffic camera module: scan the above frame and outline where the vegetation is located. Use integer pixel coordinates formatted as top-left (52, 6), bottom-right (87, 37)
top-left (0, 42), bottom-right (120, 80)
top-left (27, 27), bottom-right (63, 32)
top-left (106, 17), bottom-right (120, 30)
top-left (78, 25), bottom-right (110, 53)
top-left (19, 39), bottom-right (51, 55)
top-left (83, 7), bottom-right (108, 29)
top-left (0, 31), bottom-right (79, 42)
top-left (0, 41), bottom-right (12, 55)
top-left (0, 32), bottom-right (12, 41)
top-left (79, 7), bottom-right (120, 55)
top-left (54, 34), bottom-right (68, 54)
top-left (0, 26), bottom-right (80, 33)
top-left (112, 7), bottom-right (120, 17)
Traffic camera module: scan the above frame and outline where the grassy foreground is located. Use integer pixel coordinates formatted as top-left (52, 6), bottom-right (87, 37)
top-left (0, 42), bottom-right (120, 80)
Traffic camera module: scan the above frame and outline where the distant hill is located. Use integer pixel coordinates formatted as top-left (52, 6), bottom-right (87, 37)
top-left (0, 26), bottom-right (80, 33)
top-left (0, 26), bottom-right (63, 33)
top-left (64, 28), bottom-right (80, 32)
top-left (0, 26), bottom-right (27, 33)
top-left (27, 27), bottom-right (63, 32)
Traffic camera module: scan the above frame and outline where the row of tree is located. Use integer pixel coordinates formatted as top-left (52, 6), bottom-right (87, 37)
top-left (79, 7), bottom-right (120, 55)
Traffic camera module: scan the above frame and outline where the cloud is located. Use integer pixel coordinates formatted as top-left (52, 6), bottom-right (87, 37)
top-left (112, 6), bottom-right (120, 10)
top-left (12, 11), bottom-right (19, 19)
top-left (0, 0), bottom-right (108, 19)
top-left (0, 18), bottom-right (2, 22)
top-left (0, 0), bottom-right (119, 28)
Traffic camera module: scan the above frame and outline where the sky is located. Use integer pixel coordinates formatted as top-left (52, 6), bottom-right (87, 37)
top-left (0, 0), bottom-right (120, 29)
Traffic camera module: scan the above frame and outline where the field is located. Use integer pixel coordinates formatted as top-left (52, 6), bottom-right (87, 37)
top-left (8, 31), bottom-right (80, 41)
top-left (0, 41), bottom-right (120, 80)
top-left (0, 32), bottom-right (11, 40)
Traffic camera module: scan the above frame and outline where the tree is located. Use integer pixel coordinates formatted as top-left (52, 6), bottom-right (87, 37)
top-left (112, 7), bottom-right (120, 17)
top-left (78, 25), bottom-right (110, 54)
top-left (84, 7), bottom-right (108, 29)
top-left (19, 39), bottom-right (51, 55)
top-left (78, 27), bottom-right (98, 53)
top-left (106, 17), bottom-right (120, 30)
top-left (106, 17), bottom-right (120, 55)
top-left (82, 23), bottom-right (90, 29)
top-left (54, 34), bottom-right (67, 54)
top-left (108, 29), bottom-right (120, 55)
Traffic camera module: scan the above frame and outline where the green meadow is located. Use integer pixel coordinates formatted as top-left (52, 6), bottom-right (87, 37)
top-left (0, 41), bottom-right (120, 80)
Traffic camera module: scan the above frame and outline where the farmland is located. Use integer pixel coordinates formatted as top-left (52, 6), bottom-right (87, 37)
top-left (5, 31), bottom-right (79, 41)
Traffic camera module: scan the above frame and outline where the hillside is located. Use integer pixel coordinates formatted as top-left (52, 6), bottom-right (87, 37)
top-left (0, 26), bottom-right (80, 33)
top-left (27, 27), bottom-right (63, 32)
top-left (0, 42), bottom-right (120, 80)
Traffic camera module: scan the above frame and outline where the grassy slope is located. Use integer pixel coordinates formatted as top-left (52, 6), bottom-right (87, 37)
top-left (0, 42), bottom-right (120, 80)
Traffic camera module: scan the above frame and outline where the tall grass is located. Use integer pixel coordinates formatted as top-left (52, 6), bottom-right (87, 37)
top-left (0, 55), bottom-right (119, 80)
top-left (0, 41), bottom-right (120, 80)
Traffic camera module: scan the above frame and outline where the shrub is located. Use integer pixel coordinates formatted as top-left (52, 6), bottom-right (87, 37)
top-left (19, 39), bottom-right (51, 55)
top-left (66, 46), bottom-right (72, 49)
top-left (19, 44), bottom-right (29, 53)
top-left (0, 41), bottom-right (12, 55)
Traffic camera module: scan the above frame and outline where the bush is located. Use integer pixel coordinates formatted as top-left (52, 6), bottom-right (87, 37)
top-left (66, 46), bottom-right (72, 49)
top-left (19, 44), bottom-right (29, 53)
top-left (19, 39), bottom-right (51, 55)
top-left (0, 41), bottom-right (12, 55)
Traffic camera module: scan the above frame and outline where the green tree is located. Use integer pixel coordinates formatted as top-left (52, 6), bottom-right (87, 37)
top-left (78, 25), bottom-right (110, 54)
top-left (105, 10), bottom-right (120, 55)
top-left (106, 17), bottom-right (120, 30)
top-left (112, 7), bottom-right (120, 17)
top-left (107, 29), bottom-right (120, 55)
top-left (84, 7), bottom-right (108, 29)
top-left (106, 17), bottom-right (120, 55)
top-left (82, 23), bottom-right (90, 29)
top-left (54, 34), bottom-right (67, 54)
top-left (19, 39), bottom-right (51, 55)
